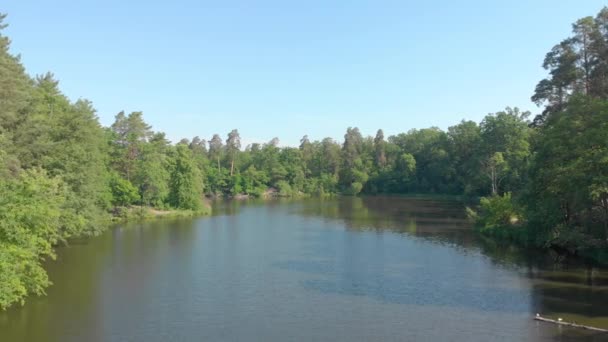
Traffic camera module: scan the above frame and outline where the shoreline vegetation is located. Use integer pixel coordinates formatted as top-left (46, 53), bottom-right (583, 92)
top-left (110, 205), bottom-right (212, 222)
top-left (1, 7), bottom-right (608, 310)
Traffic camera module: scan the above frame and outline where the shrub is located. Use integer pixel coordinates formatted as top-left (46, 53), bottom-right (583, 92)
top-left (109, 173), bottom-right (139, 206)
top-left (276, 180), bottom-right (293, 197)
top-left (473, 192), bottom-right (521, 230)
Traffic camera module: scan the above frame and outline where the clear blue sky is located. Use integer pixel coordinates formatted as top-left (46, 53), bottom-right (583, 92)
top-left (3, 1), bottom-right (606, 146)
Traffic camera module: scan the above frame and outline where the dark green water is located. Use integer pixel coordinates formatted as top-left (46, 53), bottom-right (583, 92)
top-left (1, 196), bottom-right (608, 341)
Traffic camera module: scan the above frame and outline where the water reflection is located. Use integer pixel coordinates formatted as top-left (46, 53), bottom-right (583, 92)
top-left (1, 197), bottom-right (607, 341)
top-left (0, 231), bottom-right (113, 341)
top-left (275, 259), bottom-right (529, 313)
top-left (291, 196), bottom-right (608, 332)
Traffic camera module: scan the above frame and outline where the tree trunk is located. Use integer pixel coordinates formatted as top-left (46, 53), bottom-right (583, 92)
top-left (491, 167), bottom-right (497, 196)
top-left (602, 197), bottom-right (608, 239)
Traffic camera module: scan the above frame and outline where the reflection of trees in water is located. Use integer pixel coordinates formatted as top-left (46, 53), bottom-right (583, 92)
top-left (211, 197), bottom-right (289, 216)
top-left (297, 196), bottom-right (608, 328)
top-left (298, 196), bottom-right (475, 247)
top-left (0, 219), bottom-right (203, 342)
top-left (472, 233), bottom-right (608, 326)
top-left (0, 229), bottom-right (116, 341)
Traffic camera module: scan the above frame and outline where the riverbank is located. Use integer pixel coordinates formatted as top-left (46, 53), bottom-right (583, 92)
top-left (0, 203), bottom-right (212, 311)
top-left (110, 205), bottom-right (212, 222)
top-left (474, 224), bottom-right (608, 266)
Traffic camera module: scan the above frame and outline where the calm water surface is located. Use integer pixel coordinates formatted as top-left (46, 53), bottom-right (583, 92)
top-left (1, 197), bottom-right (608, 341)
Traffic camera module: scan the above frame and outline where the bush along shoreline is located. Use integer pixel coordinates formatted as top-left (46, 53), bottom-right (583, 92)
top-left (110, 205), bottom-right (212, 222)
top-left (468, 193), bottom-right (608, 265)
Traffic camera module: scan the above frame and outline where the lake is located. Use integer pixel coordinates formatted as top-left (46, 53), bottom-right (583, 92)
top-left (1, 196), bottom-right (607, 341)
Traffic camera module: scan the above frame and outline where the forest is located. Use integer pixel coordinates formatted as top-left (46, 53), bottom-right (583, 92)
top-left (1, 8), bottom-right (607, 309)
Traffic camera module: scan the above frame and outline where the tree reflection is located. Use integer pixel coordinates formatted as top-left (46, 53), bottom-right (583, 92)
top-left (296, 196), bottom-right (608, 329)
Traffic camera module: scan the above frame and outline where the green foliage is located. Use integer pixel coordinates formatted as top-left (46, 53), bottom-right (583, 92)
top-left (447, 121), bottom-right (481, 191)
top-left (228, 174), bottom-right (244, 195)
top-left (479, 108), bottom-right (532, 195)
top-left (469, 193), bottom-right (531, 245)
top-left (0, 243), bottom-right (48, 309)
top-left (168, 145), bottom-right (203, 210)
top-left (472, 193), bottom-right (521, 230)
top-left (205, 167), bottom-right (230, 195)
top-left (241, 165), bottom-right (269, 196)
top-left (344, 182), bottom-right (364, 196)
top-left (136, 141), bottom-right (170, 208)
top-left (0, 14), bottom-right (31, 134)
top-left (0, 169), bottom-right (67, 309)
top-left (226, 129), bottom-right (241, 176)
top-left (531, 7), bottom-right (608, 123)
top-left (110, 206), bottom-right (211, 222)
top-left (525, 95), bottom-right (608, 243)
top-left (276, 180), bottom-right (294, 197)
top-left (109, 173), bottom-right (139, 206)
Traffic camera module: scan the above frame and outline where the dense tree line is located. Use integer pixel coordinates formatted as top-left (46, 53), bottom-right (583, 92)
top-left (1, 8), bottom-right (608, 309)
top-left (475, 8), bottom-right (608, 255)
top-left (0, 14), bottom-right (207, 308)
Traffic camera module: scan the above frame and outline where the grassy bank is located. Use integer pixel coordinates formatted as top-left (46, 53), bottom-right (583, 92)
top-left (110, 205), bottom-right (212, 222)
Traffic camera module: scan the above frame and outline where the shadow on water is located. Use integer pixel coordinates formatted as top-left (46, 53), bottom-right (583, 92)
top-left (285, 196), bottom-right (608, 331)
top-left (0, 218), bottom-right (199, 342)
top-left (273, 259), bottom-right (529, 313)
